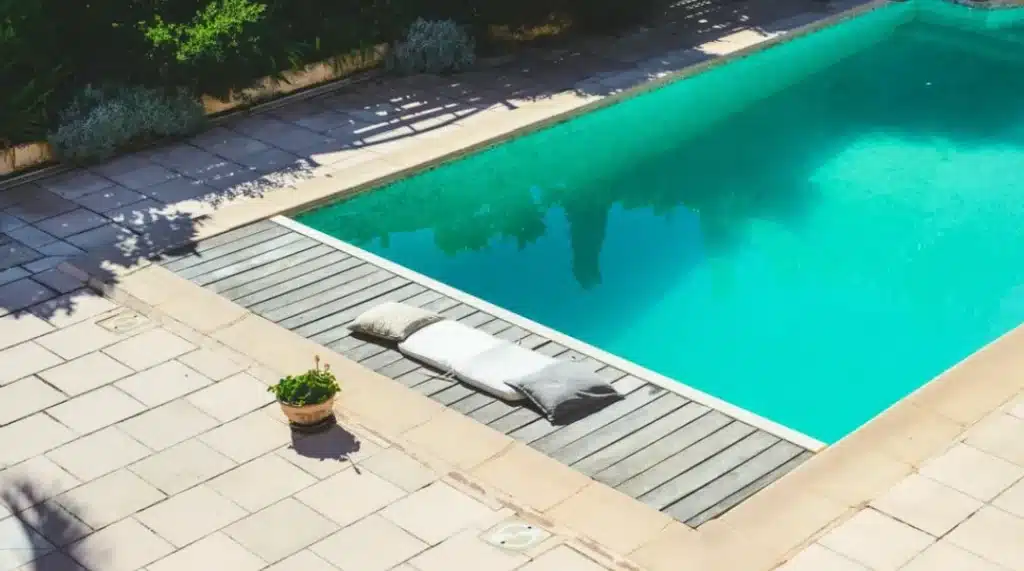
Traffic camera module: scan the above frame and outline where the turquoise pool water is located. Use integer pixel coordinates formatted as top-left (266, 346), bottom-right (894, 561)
top-left (297, 0), bottom-right (1024, 443)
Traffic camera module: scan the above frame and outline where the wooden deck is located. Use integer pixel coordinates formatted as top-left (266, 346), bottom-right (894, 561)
top-left (161, 219), bottom-right (813, 528)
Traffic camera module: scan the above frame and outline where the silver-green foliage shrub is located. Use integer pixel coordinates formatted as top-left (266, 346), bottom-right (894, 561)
top-left (48, 85), bottom-right (207, 163)
top-left (387, 18), bottom-right (475, 75)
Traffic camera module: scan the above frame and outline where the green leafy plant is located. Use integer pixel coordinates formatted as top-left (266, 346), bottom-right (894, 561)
top-left (267, 355), bottom-right (340, 406)
top-left (47, 85), bottom-right (207, 163)
top-left (387, 18), bottom-right (476, 75)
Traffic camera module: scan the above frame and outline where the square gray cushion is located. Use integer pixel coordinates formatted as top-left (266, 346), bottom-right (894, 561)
top-left (508, 360), bottom-right (624, 424)
top-left (348, 302), bottom-right (443, 342)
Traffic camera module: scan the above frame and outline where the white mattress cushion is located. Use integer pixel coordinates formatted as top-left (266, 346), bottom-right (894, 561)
top-left (455, 343), bottom-right (554, 401)
top-left (398, 320), bottom-right (505, 373)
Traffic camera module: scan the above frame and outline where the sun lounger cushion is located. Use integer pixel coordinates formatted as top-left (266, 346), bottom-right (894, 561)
top-left (348, 302), bottom-right (444, 342)
top-left (398, 320), bottom-right (505, 374)
top-left (508, 361), bottom-right (624, 424)
top-left (453, 343), bottom-right (555, 401)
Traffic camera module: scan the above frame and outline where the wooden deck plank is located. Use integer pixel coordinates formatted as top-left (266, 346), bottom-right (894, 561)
top-left (664, 440), bottom-right (804, 523)
top-left (190, 237), bottom-right (321, 286)
top-left (160, 220), bottom-right (275, 263)
top-left (549, 394), bottom-right (691, 464)
top-left (259, 269), bottom-right (394, 321)
top-left (177, 233), bottom-right (310, 280)
top-left (244, 262), bottom-right (377, 312)
top-left (615, 421), bottom-right (757, 498)
top-left (226, 254), bottom-right (362, 305)
top-left (165, 220), bottom-right (813, 528)
top-left (685, 450), bottom-right (811, 527)
top-left (164, 225), bottom-right (289, 271)
top-left (639, 431), bottom-right (779, 511)
top-left (571, 403), bottom-right (711, 476)
top-left (593, 411), bottom-right (734, 487)
top-left (209, 245), bottom-right (342, 294)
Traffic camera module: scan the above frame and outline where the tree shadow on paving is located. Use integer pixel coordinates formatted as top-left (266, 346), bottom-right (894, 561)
top-left (0, 0), bottom-right (840, 321)
top-left (1, 480), bottom-right (95, 571)
top-left (287, 423), bottom-right (365, 473)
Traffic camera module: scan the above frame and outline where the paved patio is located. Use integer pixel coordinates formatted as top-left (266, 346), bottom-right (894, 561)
top-left (6, 0), bottom-right (1024, 569)
top-left (0, 285), bottom-right (619, 571)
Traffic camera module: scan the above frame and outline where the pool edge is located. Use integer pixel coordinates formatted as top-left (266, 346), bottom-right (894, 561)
top-left (273, 215), bottom-right (829, 452)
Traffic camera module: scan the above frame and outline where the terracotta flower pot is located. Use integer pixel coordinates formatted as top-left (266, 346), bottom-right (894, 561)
top-left (278, 395), bottom-right (336, 426)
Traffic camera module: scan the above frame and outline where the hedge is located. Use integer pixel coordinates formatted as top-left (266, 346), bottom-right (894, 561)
top-left (1, 0), bottom-right (659, 150)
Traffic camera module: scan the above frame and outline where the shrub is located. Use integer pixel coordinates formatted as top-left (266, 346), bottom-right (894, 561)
top-left (387, 18), bottom-right (476, 75)
top-left (48, 86), bottom-right (207, 163)
top-left (267, 356), bottom-right (340, 406)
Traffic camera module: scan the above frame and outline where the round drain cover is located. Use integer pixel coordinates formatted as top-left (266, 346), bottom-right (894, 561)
top-left (483, 521), bottom-right (550, 551)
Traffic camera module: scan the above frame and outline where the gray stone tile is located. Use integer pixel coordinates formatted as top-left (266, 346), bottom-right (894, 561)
top-left (145, 144), bottom-right (227, 177)
top-left (187, 161), bottom-right (261, 191)
top-left (105, 164), bottom-right (181, 191)
top-left (63, 223), bottom-right (134, 251)
top-left (233, 148), bottom-right (303, 174)
top-left (38, 170), bottom-right (114, 199)
top-left (0, 267), bottom-right (29, 286)
top-left (141, 177), bottom-right (216, 204)
top-left (33, 209), bottom-right (109, 238)
top-left (5, 193), bottom-right (79, 223)
top-left (35, 241), bottom-right (84, 258)
top-left (71, 185), bottom-right (147, 212)
top-left (0, 212), bottom-right (28, 232)
top-left (0, 239), bottom-right (42, 271)
top-left (191, 127), bottom-right (271, 161)
top-left (0, 278), bottom-right (57, 316)
top-left (31, 267), bottom-right (86, 293)
top-left (232, 116), bottom-right (336, 154)
top-left (4, 225), bottom-right (58, 249)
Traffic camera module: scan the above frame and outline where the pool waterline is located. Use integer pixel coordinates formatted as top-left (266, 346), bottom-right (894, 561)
top-left (294, 0), bottom-right (1024, 444)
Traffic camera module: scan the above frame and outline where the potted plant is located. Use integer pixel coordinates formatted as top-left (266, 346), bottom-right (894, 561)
top-left (268, 356), bottom-right (340, 431)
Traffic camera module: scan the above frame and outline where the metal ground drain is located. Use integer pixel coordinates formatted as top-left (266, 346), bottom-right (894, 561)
top-left (481, 518), bottom-right (552, 552)
top-left (96, 310), bottom-right (150, 334)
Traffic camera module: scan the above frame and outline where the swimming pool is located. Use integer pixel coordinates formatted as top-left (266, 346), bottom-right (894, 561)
top-left (296, 0), bottom-right (1024, 444)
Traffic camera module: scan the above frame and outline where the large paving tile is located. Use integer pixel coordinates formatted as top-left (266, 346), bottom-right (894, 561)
top-left (32, 209), bottom-right (108, 239)
top-left (38, 352), bottom-right (133, 395)
top-left (0, 239), bottom-right (41, 272)
top-left (198, 409), bottom-right (291, 462)
top-left (275, 424), bottom-right (386, 480)
top-left (176, 347), bottom-right (247, 381)
top-left (0, 457), bottom-right (80, 518)
top-left (993, 478), bottom-right (1024, 519)
top-left (186, 371), bottom-right (273, 422)
top-left (311, 514), bottom-right (426, 571)
top-left (38, 170), bottom-right (113, 200)
top-left (295, 468), bottom-right (406, 527)
top-left (47, 386), bottom-right (147, 435)
top-left (380, 482), bottom-right (496, 545)
top-left (146, 532), bottom-right (266, 571)
top-left (55, 469), bottom-right (164, 529)
top-left (819, 508), bottom-right (934, 571)
top-left (947, 506), bottom-right (1024, 570)
top-left (35, 321), bottom-right (123, 360)
top-left (263, 550), bottom-right (341, 571)
top-left (225, 498), bottom-right (338, 563)
top-left (515, 546), bottom-right (608, 571)
top-left (0, 342), bottom-right (63, 386)
top-left (191, 127), bottom-right (272, 161)
top-left (901, 539), bottom-right (1010, 571)
top-left (5, 193), bottom-right (78, 224)
top-left (0, 376), bottom-right (66, 425)
top-left (359, 447), bottom-right (438, 493)
top-left (965, 413), bottom-right (1024, 467)
top-left (0, 279), bottom-right (57, 317)
top-left (115, 360), bottom-right (213, 407)
top-left (776, 543), bottom-right (869, 571)
top-left (208, 454), bottom-right (316, 512)
top-left (70, 185), bottom-right (147, 213)
top-left (45, 427), bottom-right (151, 482)
top-left (4, 225), bottom-right (58, 249)
top-left (67, 517), bottom-right (173, 571)
top-left (0, 414), bottom-right (76, 466)
top-left (129, 438), bottom-right (236, 494)
top-left (0, 314), bottom-right (54, 351)
top-left (103, 328), bottom-right (195, 370)
top-left (29, 289), bottom-right (117, 328)
top-left (119, 399), bottom-right (219, 451)
top-left (136, 484), bottom-right (247, 547)
top-left (0, 514), bottom-right (55, 571)
top-left (13, 551), bottom-right (86, 571)
top-left (870, 474), bottom-right (983, 536)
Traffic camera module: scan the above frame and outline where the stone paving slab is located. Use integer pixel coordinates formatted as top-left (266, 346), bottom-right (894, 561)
top-left (0, 280), bottom-right (624, 571)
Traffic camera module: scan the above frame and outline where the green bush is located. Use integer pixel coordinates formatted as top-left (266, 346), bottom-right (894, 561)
top-left (387, 19), bottom-right (476, 75)
top-left (48, 86), bottom-right (207, 163)
top-left (267, 356), bottom-right (340, 406)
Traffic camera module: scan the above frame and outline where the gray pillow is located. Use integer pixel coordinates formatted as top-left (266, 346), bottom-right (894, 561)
top-left (348, 302), bottom-right (444, 342)
top-left (508, 360), bottom-right (624, 424)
